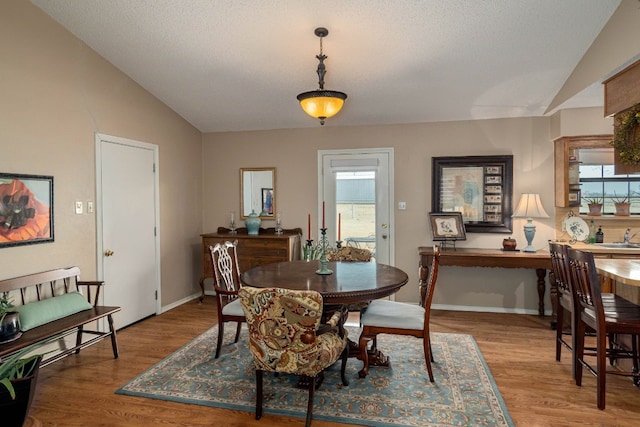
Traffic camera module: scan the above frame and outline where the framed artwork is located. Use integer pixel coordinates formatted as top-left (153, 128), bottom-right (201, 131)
top-left (261, 187), bottom-right (274, 215)
top-left (432, 155), bottom-right (513, 233)
top-left (429, 212), bottom-right (466, 241)
top-left (0, 172), bottom-right (54, 248)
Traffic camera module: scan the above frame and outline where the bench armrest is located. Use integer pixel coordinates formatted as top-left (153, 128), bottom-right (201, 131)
top-left (76, 280), bottom-right (105, 306)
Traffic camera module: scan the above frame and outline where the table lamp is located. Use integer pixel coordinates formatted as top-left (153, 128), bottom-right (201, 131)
top-left (512, 193), bottom-right (549, 252)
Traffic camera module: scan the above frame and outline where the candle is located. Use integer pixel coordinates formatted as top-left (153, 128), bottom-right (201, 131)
top-left (322, 201), bottom-right (325, 228)
top-left (338, 213), bottom-right (341, 241)
top-left (308, 214), bottom-right (311, 240)
top-left (230, 211), bottom-right (234, 224)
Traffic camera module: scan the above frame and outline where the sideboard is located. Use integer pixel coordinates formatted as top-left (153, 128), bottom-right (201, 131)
top-left (199, 227), bottom-right (302, 301)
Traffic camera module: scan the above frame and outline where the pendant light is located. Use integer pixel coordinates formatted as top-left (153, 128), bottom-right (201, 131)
top-left (296, 27), bottom-right (347, 125)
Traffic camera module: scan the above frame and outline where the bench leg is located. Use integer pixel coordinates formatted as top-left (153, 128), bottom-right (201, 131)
top-left (75, 325), bottom-right (84, 354)
top-left (108, 314), bottom-right (119, 359)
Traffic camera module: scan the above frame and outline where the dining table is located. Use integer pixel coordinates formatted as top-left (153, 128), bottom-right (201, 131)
top-left (595, 258), bottom-right (640, 288)
top-left (241, 260), bottom-right (410, 366)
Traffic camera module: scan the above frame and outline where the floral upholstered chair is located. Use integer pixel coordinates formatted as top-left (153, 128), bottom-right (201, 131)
top-left (238, 286), bottom-right (349, 427)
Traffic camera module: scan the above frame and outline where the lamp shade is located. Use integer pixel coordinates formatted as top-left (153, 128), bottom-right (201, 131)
top-left (512, 193), bottom-right (549, 219)
top-left (297, 90), bottom-right (347, 124)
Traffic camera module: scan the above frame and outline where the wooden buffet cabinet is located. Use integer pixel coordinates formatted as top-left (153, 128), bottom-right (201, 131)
top-left (199, 227), bottom-right (302, 301)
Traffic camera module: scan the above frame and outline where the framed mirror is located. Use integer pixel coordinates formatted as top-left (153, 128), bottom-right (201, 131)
top-left (240, 167), bottom-right (276, 219)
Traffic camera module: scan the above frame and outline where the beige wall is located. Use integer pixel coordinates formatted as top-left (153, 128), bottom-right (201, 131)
top-left (203, 117), bottom-right (558, 313)
top-left (3, 1), bottom-right (637, 315)
top-left (0, 2), bottom-right (203, 306)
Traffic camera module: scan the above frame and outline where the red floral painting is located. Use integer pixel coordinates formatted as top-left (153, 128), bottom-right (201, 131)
top-left (0, 174), bottom-right (54, 247)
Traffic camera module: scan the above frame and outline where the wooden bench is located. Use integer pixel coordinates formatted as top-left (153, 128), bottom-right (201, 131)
top-left (0, 266), bottom-right (120, 367)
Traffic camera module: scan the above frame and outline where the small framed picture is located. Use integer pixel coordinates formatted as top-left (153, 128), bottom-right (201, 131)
top-left (429, 212), bottom-right (467, 241)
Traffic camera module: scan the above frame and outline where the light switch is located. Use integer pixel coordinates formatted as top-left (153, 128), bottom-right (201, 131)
top-left (398, 202), bottom-right (407, 210)
top-left (87, 201), bottom-right (94, 214)
top-left (75, 201), bottom-right (83, 214)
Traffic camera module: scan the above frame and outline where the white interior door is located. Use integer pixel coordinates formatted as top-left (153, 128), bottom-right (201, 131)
top-left (319, 148), bottom-right (394, 265)
top-left (95, 134), bottom-right (160, 328)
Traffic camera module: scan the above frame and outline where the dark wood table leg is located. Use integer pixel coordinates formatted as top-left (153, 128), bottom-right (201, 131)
top-left (548, 270), bottom-right (558, 330)
top-left (535, 268), bottom-right (546, 317)
top-left (198, 276), bottom-right (205, 303)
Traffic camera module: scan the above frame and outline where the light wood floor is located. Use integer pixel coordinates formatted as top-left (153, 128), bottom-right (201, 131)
top-left (30, 297), bottom-right (640, 426)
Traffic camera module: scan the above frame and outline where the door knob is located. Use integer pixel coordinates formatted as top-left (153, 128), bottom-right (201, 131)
top-left (104, 249), bottom-right (114, 257)
top-left (382, 234), bottom-right (388, 239)
top-left (381, 224), bottom-right (388, 229)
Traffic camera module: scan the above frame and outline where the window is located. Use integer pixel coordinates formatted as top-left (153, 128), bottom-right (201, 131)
top-left (579, 147), bottom-right (640, 215)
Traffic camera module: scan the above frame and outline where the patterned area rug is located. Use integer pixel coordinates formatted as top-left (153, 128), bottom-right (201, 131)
top-left (116, 326), bottom-right (513, 427)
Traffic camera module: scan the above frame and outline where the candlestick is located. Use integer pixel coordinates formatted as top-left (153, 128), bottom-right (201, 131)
top-left (338, 213), bottom-right (341, 241)
top-left (307, 214), bottom-right (311, 240)
top-left (316, 227), bottom-right (333, 275)
top-left (322, 201), bottom-right (325, 228)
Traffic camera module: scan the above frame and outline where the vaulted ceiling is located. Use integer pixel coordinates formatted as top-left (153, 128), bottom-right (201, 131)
top-left (31, 0), bottom-right (622, 132)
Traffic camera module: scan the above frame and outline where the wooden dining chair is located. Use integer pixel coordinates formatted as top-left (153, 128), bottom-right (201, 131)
top-left (567, 247), bottom-right (640, 409)
top-left (550, 242), bottom-right (635, 379)
top-left (209, 241), bottom-right (245, 358)
top-left (238, 286), bottom-right (349, 427)
top-left (549, 242), bottom-right (577, 375)
top-left (357, 245), bottom-right (440, 380)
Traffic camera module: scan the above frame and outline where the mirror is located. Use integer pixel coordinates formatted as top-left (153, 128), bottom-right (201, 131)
top-left (241, 167), bottom-right (276, 219)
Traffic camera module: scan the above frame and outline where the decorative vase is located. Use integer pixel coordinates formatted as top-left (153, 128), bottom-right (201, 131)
top-left (587, 203), bottom-right (603, 216)
top-left (502, 237), bottom-right (517, 251)
top-left (0, 312), bottom-right (21, 343)
top-left (615, 202), bottom-right (631, 216)
top-left (245, 210), bottom-right (261, 235)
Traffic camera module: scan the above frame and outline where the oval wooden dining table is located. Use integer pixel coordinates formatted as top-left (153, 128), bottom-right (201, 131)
top-left (241, 260), bottom-right (409, 305)
top-left (241, 260), bottom-right (410, 368)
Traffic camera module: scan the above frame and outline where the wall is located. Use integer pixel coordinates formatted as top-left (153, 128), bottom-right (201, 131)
top-left (203, 117), bottom-right (557, 314)
top-left (0, 1), bottom-right (203, 307)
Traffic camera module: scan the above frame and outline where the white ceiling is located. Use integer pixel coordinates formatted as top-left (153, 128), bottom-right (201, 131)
top-left (31, 0), bottom-right (621, 133)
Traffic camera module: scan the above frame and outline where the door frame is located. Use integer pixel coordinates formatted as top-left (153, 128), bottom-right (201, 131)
top-left (94, 133), bottom-right (161, 313)
top-left (318, 147), bottom-right (395, 265)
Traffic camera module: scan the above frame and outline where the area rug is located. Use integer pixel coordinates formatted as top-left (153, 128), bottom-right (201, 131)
top-left (116, 326), bottom-right (513, 427)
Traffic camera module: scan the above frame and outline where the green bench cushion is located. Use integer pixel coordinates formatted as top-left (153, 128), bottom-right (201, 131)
top-left (16, 292), bottom-right (93, 331)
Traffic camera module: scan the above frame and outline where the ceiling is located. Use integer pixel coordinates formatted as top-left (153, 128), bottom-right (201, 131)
top-left (31, 0), bottom-right (621, 133)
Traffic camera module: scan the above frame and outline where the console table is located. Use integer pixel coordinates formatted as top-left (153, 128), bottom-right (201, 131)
top-left (199, 227), bottom-right (302, 301)
top-left (418, 247), bottom-right (554, 327)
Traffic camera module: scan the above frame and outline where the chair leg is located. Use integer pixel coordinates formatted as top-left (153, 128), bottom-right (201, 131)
top-left (575, 318), bottom-right (586, 386)
top-left (423, 334), bottom-right (434, 382)
top-left (596, 329), bottom-right (607, 410)
top-left (255, 369), bottom-right (263, 420)
top-left (215, 321), bottom-right (225, 359)
top-left (632, 335), bottom-right (640, 386)
top-left (429, 340), bottom-right (434, 363)
top-left (340, 345), bottom-right (349, 386)
top-left (306, 375), bottom-right (316, 427)
top-left (234, 321), bottom-right (242, 343)
top-left (358, 330), bottom-right (372, 378)
top-left (555, 304), bottom-right (564, 362)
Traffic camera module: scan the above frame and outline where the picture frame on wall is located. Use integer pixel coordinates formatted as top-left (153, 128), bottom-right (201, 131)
top-left (429, 212), bottom-right (467, 241)
top-left (431, 155), bottom-right (513, 233)
top-left (0, 172), bottom-right (54, 248)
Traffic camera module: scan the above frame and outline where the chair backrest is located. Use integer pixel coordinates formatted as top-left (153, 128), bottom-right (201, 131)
top-left (549, 242), bottom-right (572, 299)
top-left (566, 248), bottom-right (604, 325)
top-left (420, 244), bottom-right (440, 309)
top-left (209, 241), bottom-right (242, 300)
top-left (238, 286), bottom-right (328, 374)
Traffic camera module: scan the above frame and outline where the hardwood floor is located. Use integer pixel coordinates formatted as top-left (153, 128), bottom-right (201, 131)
top-left (30, 297), bottom-right (640, 426)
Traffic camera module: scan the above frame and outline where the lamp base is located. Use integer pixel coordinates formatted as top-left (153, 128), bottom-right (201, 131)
top-left (523, 220), bottom-right (537, 253)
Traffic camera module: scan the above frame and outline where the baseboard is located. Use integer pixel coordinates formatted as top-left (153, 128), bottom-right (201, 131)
top-left (161, 291), bottom-right (212, 313)
top-left (432, 303), bottom-right (548, 316)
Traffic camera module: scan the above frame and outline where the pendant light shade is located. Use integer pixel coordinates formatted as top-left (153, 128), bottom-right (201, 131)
top-left (297, 28), bottom-right (347, 125)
